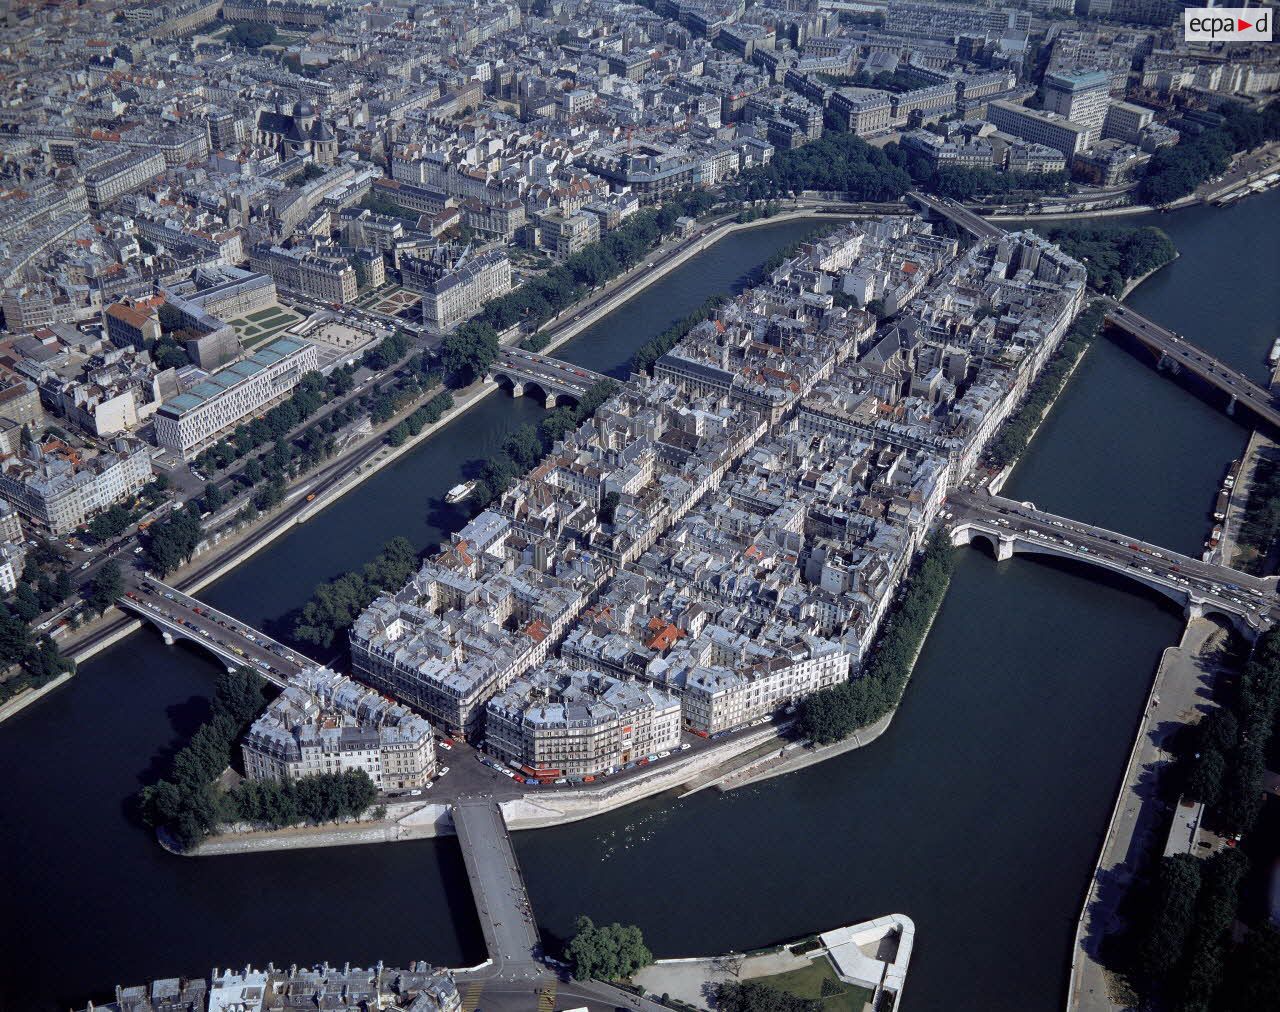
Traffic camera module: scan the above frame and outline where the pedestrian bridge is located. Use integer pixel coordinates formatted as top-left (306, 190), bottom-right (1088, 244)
top-left (948, 491), bottom-right (1277, 639)
top-left (118, 578), bottom-right (317, 686)
top-left (452, 798), bottom-right (543, 978)
top-left (489, 347), bottom-right (611, 407)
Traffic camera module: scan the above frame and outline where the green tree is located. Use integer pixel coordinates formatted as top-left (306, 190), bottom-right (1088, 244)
top-left (1216, 924), bottom-right (1280, 1012)
top-left (715, 981), bottom-right (820, 1012)
top-left (1176, 848), bottom-right (1248, 1010)
top-left (12, 583), bottom-right (40, 622)
top-left (1138, 855), bottom-right (1202, 982)
top-left (564, 916), bottom-right (652, 981)
top-left (441, 322), bottom-right (499, 386)
top-left (1184, 747), bottom-right (1225, 808)
top-left (85, 560), bottom-right (124, 616)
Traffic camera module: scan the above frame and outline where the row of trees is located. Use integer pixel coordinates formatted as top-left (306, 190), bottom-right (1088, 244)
top-left (192, 370), bottom-right (336, 475)
top-left (469, 379), bottom-right (618, 511)
top-left (138, 668), bottom-right (271, 851)
top-left (564, 916), bottom-right (652, 981)
top-left (728, 130), bottom-right (912, 203)
top-left (437, 191), bottom-right (719, 372)
top-left (1235, 453), bottom-right (1280, 574)
top-left (714, 982), bottom-right (820, 1012)
top-left (796, 532), bottom-right (955, 744)
top-left (1180, 628), bottom-right (1280, 837)
top-left (0, 609), bottom-right (75, 703)
top-left (387, 389), bottom-right (455, 447)
top-left (225, 768), bottom-right (378, 829)
top-left (632, 296), bottom-right (727, 376)
top-left (1140, 103), bottom-right (1280, 206)
top-left (291, 536), bottom-right (419, 648)
top-left (982, 302), bottom-right (1106, 470)
top-left (1120, 627), bottom-right (1280, 1008)
top-left (1133, 849), bottom-right (1254, 1010)
top-left (1041, 225), bottom-right (1177, 298)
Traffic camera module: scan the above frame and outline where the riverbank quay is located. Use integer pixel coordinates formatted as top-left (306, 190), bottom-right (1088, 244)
top-left (1066, 616), bottom-right (1227, 1012)
top-left (1219, 360), bottom-right (1280, 573)
top-left (185, 722), bottom-right (786, 856)
top-left (705, 597), bottom-right (948, 794)
top-left (632, 915), bottom-right (914, 1012)
top-left (1218, 427), bottom-right (1275, 571)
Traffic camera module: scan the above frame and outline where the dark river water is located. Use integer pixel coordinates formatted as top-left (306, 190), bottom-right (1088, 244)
top-left (1, 195), bottom-right (1276, 1012)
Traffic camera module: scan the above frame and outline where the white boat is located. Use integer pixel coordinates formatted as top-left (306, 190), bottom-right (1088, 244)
top-left (1268, 337), bottom-right (1280, 366)
top-left (445, 481), bottom-right (476, 504)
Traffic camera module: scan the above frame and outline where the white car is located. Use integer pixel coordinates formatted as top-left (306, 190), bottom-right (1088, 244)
top-left (437, 741), bottom-right (452, 750)
top-left (437, 766), bottom-right (450, 778)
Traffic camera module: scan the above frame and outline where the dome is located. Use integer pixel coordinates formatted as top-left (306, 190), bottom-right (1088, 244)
top-left (292, 100), bottom-right (315, 120)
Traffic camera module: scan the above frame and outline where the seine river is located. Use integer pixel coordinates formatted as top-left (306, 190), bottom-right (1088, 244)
top-left (1, 195), bottom-right (1276, 1011)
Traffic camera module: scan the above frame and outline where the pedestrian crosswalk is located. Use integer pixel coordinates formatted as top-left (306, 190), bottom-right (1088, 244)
top-left (460, 982), bottom-right (484, 1011)
top-left (537, 983), bottom-right (557, 1011)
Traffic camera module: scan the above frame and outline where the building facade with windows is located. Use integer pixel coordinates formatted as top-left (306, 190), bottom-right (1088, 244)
top-left (420, 248), bottom-right (512, 334)
top-left (484, 661), bottom-right (682, 780)
top-left (0, 436), bottom-right (153, 534)
top-left (153, 336), bottom-right (318, 458)
top-left (242, 666), bottom-right (436, 791)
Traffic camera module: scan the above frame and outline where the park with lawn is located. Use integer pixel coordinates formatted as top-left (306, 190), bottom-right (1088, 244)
top-left (226, 305), bottom-right (304, 347)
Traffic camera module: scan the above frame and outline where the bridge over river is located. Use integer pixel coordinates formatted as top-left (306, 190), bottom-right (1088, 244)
top-left (948, 490), bottom-right (1278, 638)
top-left (489, 347), bottom-right (612, 407)
top-left (117, 578), bottom-right (318, 687)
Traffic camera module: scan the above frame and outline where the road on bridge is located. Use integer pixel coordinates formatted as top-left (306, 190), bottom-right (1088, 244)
top-left (118, 578), bottom-right (316, 685)
top-left (947, 490), bottom-right (1277, 629)
top-left (1104, 302), bottom-right (1280, 431)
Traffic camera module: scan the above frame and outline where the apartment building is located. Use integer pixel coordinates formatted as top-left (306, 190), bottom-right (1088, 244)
top-left (350, 522), bottom-right (597, 737)
top-left (987, 100), bottom-right (1092, 158)
top-left (152, 337), bottom-right (319, 458)
top-left (1043, 70), bottom-right (1111, 144)
top-left (420, 248), bottom-right (513, 334)
top-left (0, 437), bottom-right (153, 534)
top-left (539, 210), bottom-right (600, 262)
top-left (249, 245), bottom-right (358, 305)
top-left (242, 667), bottom-right (436, 791)
top-left (84, 150), bottom-right (167, 211)
top-left (830, 90), bottom-right (893, 137)
top-left (681, 639), bottom-right (854, 735)
top-left (485, 662), bottom-right (681, 780)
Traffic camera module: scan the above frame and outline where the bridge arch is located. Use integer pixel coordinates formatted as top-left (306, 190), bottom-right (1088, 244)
top-left (490, 371), bottom-right (520, 394)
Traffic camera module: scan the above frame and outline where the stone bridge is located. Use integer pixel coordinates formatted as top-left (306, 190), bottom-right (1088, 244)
top-left (488, 347), bottom-right (611, 407)
top-left (948, 491), bottom-right (1277, 639)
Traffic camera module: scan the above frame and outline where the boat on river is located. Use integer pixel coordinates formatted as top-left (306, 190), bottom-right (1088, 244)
top-left (445, 481), bottom-right (477, 504)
